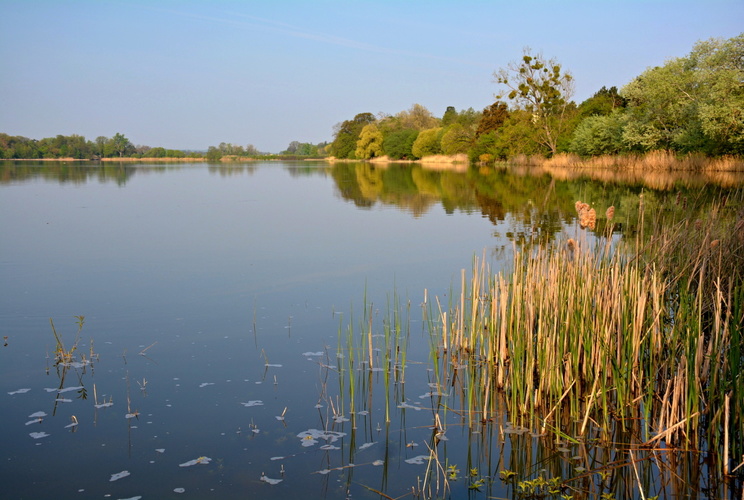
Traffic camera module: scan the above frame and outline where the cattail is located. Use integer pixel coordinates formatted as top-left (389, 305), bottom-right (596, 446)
top-left (606, 206), bottom-right (615, 220)
top-left (586, 208), bottom-right (596, 230)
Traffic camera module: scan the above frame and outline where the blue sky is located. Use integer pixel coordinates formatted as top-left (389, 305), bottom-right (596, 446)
top-left (1, 0), bottom-right (741, 153)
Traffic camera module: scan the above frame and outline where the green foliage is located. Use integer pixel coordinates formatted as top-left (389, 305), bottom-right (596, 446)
top-left (382, 129), bottom-right (419, 159)
top-left (577, 86), bottom-right (627, 118)
top-left (354, 124), bottom-right (384, 159)
top-left (441, 106), bottom-right (458, 126)
top-left (620, 33), bottom-right (744, 154)
top-left (330, 112), bottom-right (376, 159)
top-left (205, 146), bottom-right (222, 161)
top-left (440, 123), bottom-right (473, 155)
top-left (411, 127), bottom-right (443, 157)
top-left (569, 112), bottom-right (626, 156)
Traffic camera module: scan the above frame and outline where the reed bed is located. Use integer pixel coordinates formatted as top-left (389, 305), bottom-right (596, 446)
top-left (427, 195), bottom-right (743, 477)
top-left (542, 151), bottom-right (744, 172)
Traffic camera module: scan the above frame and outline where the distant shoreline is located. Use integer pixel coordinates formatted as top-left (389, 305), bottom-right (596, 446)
top-left (4, 157), bottom-right (208, 162)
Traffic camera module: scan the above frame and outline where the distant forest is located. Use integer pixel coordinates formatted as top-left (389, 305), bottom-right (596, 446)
top-left (2, 34), bottom-right (741, 162)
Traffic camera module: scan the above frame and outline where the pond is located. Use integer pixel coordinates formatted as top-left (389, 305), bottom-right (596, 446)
top-left (1, 160), bottom-right (742, 499)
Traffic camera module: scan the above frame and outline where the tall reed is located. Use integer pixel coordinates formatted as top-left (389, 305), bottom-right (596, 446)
top-left (426, 193), bottom-right (743, 477)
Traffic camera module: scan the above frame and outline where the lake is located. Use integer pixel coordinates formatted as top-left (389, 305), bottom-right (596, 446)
top-left (1, 160), bottom-right (741, 499)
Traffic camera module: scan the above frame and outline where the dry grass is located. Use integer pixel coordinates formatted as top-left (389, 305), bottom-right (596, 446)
top-left (540, 151), bottom-right (744, 172)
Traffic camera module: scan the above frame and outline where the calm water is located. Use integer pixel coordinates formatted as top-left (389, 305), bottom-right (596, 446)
top-left (1, 161), bottom-right (740, 499)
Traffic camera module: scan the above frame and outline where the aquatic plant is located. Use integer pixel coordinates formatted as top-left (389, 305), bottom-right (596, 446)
top-left (424, 192), bottom-right (743, 487)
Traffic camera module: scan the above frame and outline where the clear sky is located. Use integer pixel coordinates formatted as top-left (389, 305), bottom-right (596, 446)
top-left (1, 0), bottom-right (742, 153)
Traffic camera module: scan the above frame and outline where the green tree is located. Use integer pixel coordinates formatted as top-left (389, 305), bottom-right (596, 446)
top-left (355, 123), bottom-right (384, 159)
top-left (106, 133), bottom-right (134, 157)
top-left (383, 129), bottom-right (419, 159)
top-left (440, 124), bottom-right (473, 155)
top-left (494, 49), bottom-right (575, 155)
top-left (330, 112), bottom-right (376, 159)
top-left (206, 146), bottom-right (222, 161)
top-left (411, 127), bottom-right (443, 158)
top-left (577, 86), bottom-right (627, 118)
top-left (569, 112), bottom-right (626, 156)
top-left (620, 33), bottom-right (744, 154)
top-left (441, 106), bottom-right (458, 127)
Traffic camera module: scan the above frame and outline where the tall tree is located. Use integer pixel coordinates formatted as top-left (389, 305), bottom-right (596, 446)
top-left (355, 124), bottom-right (384, 159)
top-left (330, 112), bottom-right (376, 159)
top-left (494, 49), bottom-right (575, 155)
top-left (621, 33), bottom-right (744, 154)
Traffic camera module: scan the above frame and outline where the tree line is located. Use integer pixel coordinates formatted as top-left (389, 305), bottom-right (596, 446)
top-left (3, 34), bottom-right (740, 163)
top-left (328, 33), bottom-right (743, 162)
top-left (0, 132), bottom-right (200, 160)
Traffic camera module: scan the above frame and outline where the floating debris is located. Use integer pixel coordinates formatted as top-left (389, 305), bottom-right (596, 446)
top-left (297, 429), bottom-right (346, 448)
top-left (372, 460), bottom-right (384, 466)
top-left (29, 432), bottom-right (49, 439)
top-left (155, 449), bottom-right (165, 453)
top-left (404, 455), bottom-right (430, 465)
top-left (419, 391), bottom-right (448, 398)
top-left (332, 415), bottom-right (350, 423)
top-left (64, 416), bottom-right (79, 428)
top-left (25, 419), bottom-right (43, 426)
top-left (302, 352), bottom-right (324, 357)
top-left (94, 402), bottom-right (114, 409)
top-left (198, 382), bottom-right (215, 388)
top-left (316, 469), bottom-right (331, 475)
top-left (8, 388), bottom-right (31, 395)
top-left (57, 386), bottom-right (84, 393)
top-left (240, 400), bottom-right (264, 407)
top-left (270, 456), bottom-right (284, 461)
top-left (173, 488), bottom-right (185, 493)
top-left (358, 442), bottom-right (375, 451)
top-left (260, 474), bottom-right (282, 485)
top-left (125, 413), bottom-right (139, 419)
top-left (28, 411), bottom-right (47, 418)
top-left (398, 402), bottom-right (424, 411)
top-left (179, 456), bottom-right (212, 467)
top-left (319, 445), bottom-right (340, 450)
top-left (109, 470), bottom-right (130, 482)
top-left (265, 364), bottom-right (282, 368)
top-left (55, 398), bottom-right (72, 403)
top-left (117, 496), bottom-right (141, 500)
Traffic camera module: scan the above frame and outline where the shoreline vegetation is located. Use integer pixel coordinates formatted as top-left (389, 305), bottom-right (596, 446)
top-left (5, 150), bottom-right (743, 173)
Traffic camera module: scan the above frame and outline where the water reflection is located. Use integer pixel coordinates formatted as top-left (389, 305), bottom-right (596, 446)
top-left (1, 161), bottom-right (741, 499)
